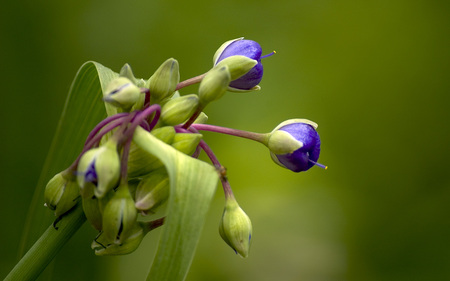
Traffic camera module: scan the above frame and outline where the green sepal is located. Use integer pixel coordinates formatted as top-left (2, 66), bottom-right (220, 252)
top-left (171, 133), bottom-right (202, 156)
top-left (44, 171), bottom-right (79, 217)
top-left (198, 65), bottom-right (231, 105)
top-left (82, 196), bottom-right (103, 231)
top-left (103, 77), bottom-right (141, 110)
top-left (92, 222), bottom-right (145, 256)
top-left (213, 37), bottom-right (244, 65)
top-left (161, 94), bottom-right (199, 126)
top-left (214, 55), bottom-right (257, 81)
top-left (146, 58), bottom-right (180, 103)
top-left (267, 130), bottom-right (303, 155)
top-left (77, 139), bottom-right (121, 199)
top-left (102, 184), bottom-right (137, 244)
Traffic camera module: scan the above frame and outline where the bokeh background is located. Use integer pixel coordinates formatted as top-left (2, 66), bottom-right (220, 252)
top-left (2, 0), bottom-right (450, 280)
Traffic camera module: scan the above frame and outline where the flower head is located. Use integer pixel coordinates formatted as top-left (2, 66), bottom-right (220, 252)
top-left (214, 38), bottom-right (274, 91)
top-left (267, 119), bottom-right (325, 172)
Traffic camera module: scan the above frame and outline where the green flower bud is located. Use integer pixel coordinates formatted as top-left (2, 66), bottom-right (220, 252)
top-left (135, 168), bottom-right (170, 213)
top-left (119, 63), bottom-right (138, 84)
top-left (82, 188), bottom-right (115, 231)
top-left (214, 55), bottom-right (257, 81)
top-left (77, 140), bottom-right (121, 199)
top-left (150, 126), bottom-right (176, 144)
top-left (198, 65), bottom-right (231, 105)
top-left (102, 184), bottom-right (137, 244)
top-left (103, 77), bottom-right (141, 110)
top-left (193, 112), bottom-right (208, 124)
top-left (171, 133), bottom-right (202, 156)
top-left (92, 223), bottom-right (145, 256)
top-left (146, 58), bottom-right (180, 102)
top-left (267, 130), bottom-right (303, 155)
top-left (82, 196), bottom-right (103, 231)
top-left (127, 127), bottom-right (175, 178)
top-left (161, 94), bottom-right (199, 125)
top-left (219, 198), bottom-right (252, 258)
top-left (44, 171), bottom-right (79, 217)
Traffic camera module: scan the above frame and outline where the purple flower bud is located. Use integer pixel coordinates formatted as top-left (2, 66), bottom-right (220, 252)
top-left (214, 38), bottom-right (274, 91)
top-left (269, 120), bottom-right (325, 172)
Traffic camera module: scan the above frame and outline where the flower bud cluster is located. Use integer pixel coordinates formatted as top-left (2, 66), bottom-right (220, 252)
top-left (43, 37), bottom-right (325, 259)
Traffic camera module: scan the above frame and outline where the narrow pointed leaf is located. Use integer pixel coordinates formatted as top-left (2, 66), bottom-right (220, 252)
top-left (132, 127), bottom-right (219, 281)
top-left (18, 61), bottom-right (118, 258)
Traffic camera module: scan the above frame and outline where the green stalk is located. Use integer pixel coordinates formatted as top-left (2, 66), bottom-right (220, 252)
top-left (5, 203), bottom-right (86, 281)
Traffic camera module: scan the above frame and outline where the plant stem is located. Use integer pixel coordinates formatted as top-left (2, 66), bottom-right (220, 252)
top-left (191, 124), bottom-right (270, 145)
top-left (5, 203), bottom-right (86, 281)
top-left (175, 73), bottom-right (206, 91)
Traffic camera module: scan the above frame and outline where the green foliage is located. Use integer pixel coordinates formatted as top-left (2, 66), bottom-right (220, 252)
top-left (15, 61), bottom-right (218, 281)
top-left (19, 62), bottom-right (117, 257)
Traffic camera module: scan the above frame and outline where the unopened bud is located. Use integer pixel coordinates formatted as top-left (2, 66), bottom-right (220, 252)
top-left (82, 196), bottom-right (103, 231)
top-left (161, 94), bottom-right (199, 125)
top-left (135, 168), bottom-right (170, 213)
top-left (44, 171), bottom-right (79, 217)
top-left (198, 65), bottom-right (231, 105)
top-left (104, 77), bottom-right (141, 110)
top-left (171, 133), bottom-right (202, 155)
top-left (219, 198), bottom-right (252, 258)
top-left (147, 58), bottom-right (180, 102)
top-left (268, 119), bottom-right (325, 173)
top-left (102, 184), bottom-right (137, 244)
top-left (92, 223), bottom-right (145, 256)
top-left (214, 55), bottom-right (257, 81)
top-left (77, 140), bottom-right (121, 198)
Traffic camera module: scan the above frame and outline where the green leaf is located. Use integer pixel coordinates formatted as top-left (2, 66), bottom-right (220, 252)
top-left (132, 127), bottom-right (219, 281)
top-left (18, 62), bottom-right (118, 260)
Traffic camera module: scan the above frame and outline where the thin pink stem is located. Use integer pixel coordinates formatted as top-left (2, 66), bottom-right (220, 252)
top-left (191, 124), bottom-right (268, 144)
top-left (175, 73), bottom-right (206, 91)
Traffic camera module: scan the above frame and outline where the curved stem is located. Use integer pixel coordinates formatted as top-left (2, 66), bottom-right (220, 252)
top-left (191, 124), bottom-right (270, 144)
top-left (175, 73), bottom-right (206, 91)
top-left (5, 203), bottom-right (86, 281)
top-left (181, 106), bottom-right (204, 129)
top-left (84, 113), bottom-right (129, 146)
top-left (176, 126), bottom-right (234, 199)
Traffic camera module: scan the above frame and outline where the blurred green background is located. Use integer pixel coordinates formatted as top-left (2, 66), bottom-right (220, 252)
top-left (2, 0), bottom-right (450, 280)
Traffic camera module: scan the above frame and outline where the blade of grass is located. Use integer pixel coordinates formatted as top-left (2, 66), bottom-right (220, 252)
top-left (132, 127), bottom-right (219, 281)
top-left (17, 61), bottom-right (118, 270)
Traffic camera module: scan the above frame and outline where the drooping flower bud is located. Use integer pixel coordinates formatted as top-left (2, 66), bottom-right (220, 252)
top-left (91, 222), bottom-right (145, 256)
top-left (102, 184), bottom-right (137, 245)
top-left (219, 197), bottom-right (252, 258)
top-left (103, 77), bottom-right (141, 110)
top-left (44, 171), bottom-right (79, 217)
top-left (171, 133), bottom-right (202, 156)
top-left (198, 65), bottom-right (231, 105)
top-left (146, 58), bottom-right (180, 102)
top-left (160, 94), bottom-right (199, 125)
top-left (135, 168), bottom-right (170, 214)
top-left (214, 38), bottom-right (273, 92)
top-left (77, 139), bottom-right (121, 198)
top-left (267, 119), bottom-right (324, 172)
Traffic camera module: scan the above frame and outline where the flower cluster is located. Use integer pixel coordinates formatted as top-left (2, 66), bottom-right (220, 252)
top-left (44, 37), bottom-right (325, 257)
